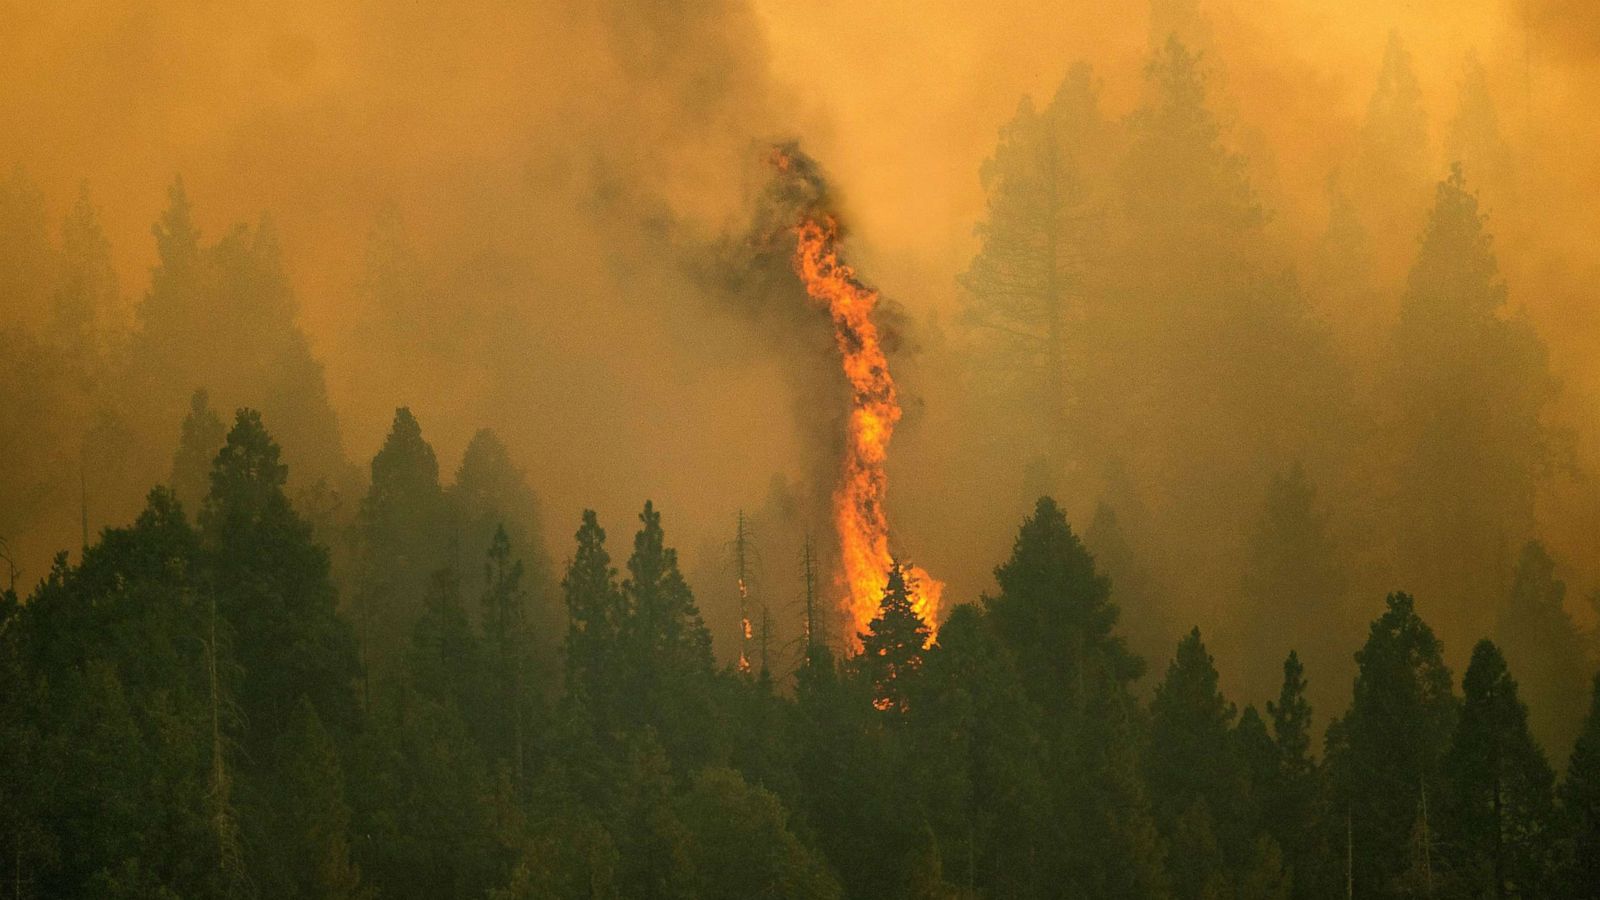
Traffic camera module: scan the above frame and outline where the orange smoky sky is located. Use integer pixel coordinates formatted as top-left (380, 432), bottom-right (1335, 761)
top-left (2, 0), bottom-right (1598, 643)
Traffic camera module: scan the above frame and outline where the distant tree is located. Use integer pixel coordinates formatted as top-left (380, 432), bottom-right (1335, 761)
top-left (1447, 51), bottom-right (1512, 199)
top-left (1439, 641), bottom-right (1556, 896)
top-left (171, 388), bottom-right (227, 516)
top-left (858, 560), bottom-right (930, 716)
top-left (1352, 31), bottom-right (1432, 274)
top-left (1389, 166), bottom-right (1555, 648)
top-left (131, 180), bottom-right (346, 490)
top-left (356, 407), bottom-right (449, 691)
top-left (1083, 499), bottom-right (1174, 675)
top-left (0, 167), bottom-right (58, 329)
top-left (450, 428), bottom-right (554, 643)
top-left (1560, 673), bottom-right (1600, 897)
top-left (1332, 593), bottom-right (1457, 896)
top-left (961, 63), bottom-right (1113, 486)
top-left (1234, 463), bottom-right (1351, 716)
top-left (50, 185), bottom-right (121, 363)
top-left (1496, 541), bottom-right (1591, 761)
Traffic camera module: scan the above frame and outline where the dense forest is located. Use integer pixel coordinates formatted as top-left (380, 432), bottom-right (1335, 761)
top-left (4, 0), bottom-right (1600, 897)
top-left (3, 411), bottom-right (1600, 898)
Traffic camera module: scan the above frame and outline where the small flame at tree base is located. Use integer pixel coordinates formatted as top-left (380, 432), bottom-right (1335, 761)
top-left (790, 211), bottom-right (943, 650)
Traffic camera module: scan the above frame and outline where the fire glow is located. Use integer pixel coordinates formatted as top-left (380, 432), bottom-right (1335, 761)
top-left (789, 211), bottom-right (943, 649)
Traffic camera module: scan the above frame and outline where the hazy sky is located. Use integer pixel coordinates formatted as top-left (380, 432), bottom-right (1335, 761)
top-left (3, 0), bottom-right (1598, 635)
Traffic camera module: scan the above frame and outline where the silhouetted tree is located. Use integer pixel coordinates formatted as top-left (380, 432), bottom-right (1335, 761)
top-left (1560, 673), bottom-right (1600, 897)
top-left (1439, 641), bottom-right (1556, 896)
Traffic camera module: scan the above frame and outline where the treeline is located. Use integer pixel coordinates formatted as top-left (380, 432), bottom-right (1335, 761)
top-left (3, 407), bottom-right (1600, 898)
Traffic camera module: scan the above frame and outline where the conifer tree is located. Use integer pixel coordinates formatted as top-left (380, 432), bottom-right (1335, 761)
top-left (200, 413), bottom-right (360, 755)
top-left (1335, 592), bottom-right (1457, 895)
top-left (51, 185), bottom-right (120, 363)
top-left (1496, 541), bottom-right (1590, 760)
top-left (1560, 673), bottom-right (1600, 898)
top-left (562, 510), bottom-right (624, 728)
top-left (171, 388), bottom-right (226, 516)
top-left (859, 560), bottom-right (930, 716)
top-left (357, 407), bottom-right (448, 691)
top-left (1146, 627), bottom-right (1251, 867)
top-left (1235, 463), bottom-right (1350, 716)
top-left (962, 62), bottom-right (1113, 484)
top-left (1439, 640), bottom-right (1556, 896)
top-left (1390, 166), bottom-right (1553, 648)
top-left (276, 699), bottom-right (366, 900)
top-left (481, 524), bottom-right (532, 785)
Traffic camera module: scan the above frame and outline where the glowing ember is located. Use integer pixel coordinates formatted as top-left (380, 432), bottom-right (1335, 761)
top-left (790, 213), bottom-right (943, 649)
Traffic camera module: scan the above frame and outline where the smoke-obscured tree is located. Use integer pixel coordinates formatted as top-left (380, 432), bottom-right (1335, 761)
top-left (0, 167), bottom-right (57, 331)
top-left (1388, 166), bottom-right (1555, 649)
top-left (356, 407), bottom-right (449, 691)
top-left (1106, 36), bottom-right (1345, 606)
top-left (1330, 592), bottom-right (1457, 896)
top-left (1232, 463), bottom-right (1351, 717)
top-left (130, 180), bottom-right (347, 495)
top-left (50, 185), bottom-right (121, 364)
top-left (1084, 499), bottom-right (1174, 679)
top-left (1351, 32), bottom-right (1432, 278)
top-left (1447, 51), bottom-right (1513, 201)
top-left (961, 62), bottom-right (1113, 487)
top-left (1495, 541), bottom-right (1591, 762)
top-left (1560, 673), bottom-right (1600, 897)
top-left (171, 388), bottom-right (226, 516)
top-left (450, 428), bottom-right (553, 618)
top-left (1438, 640), bottom-right (1556, 896)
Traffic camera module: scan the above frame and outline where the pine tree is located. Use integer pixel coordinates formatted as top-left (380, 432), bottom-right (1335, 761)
top-left (1496, 541), bottom-right (1590, 761)
top-left (481, 524), bottom-right (532, 786)
top-left (357, 407), bottom-right (449, 692)
top-left (200, 409), bottom-right (359, 792)
top-left (276, 699), bottom-right (366, 900)
top-left (1265, 651), bottom-right (1332, 898)
top-left (1352, 31), bottom-right (1432, 277)
top-left (1440, 641), bottom-right (1556, 896)
top-left (1146, 627), bottom-right (1252, 870)
top-left (562, 510), bottom-right (624, 729)
top-left (620, 501), bottom-right (718, 768)
top-left (1560, 673), bottom-right (1600, 898)
top-left (961, 62), bottom-right (1113, 485)
top-left (859, 560), bottom-right (930, 716)
top-left (50, 185), bottom-right (120, 363)
top-left (1447, 51), bottom-right (1512, 199)
top-left (1334, 592), bottom-right (1457, 896)
top-left (1390, 166), bottom-right (1554, 649)
top-left (171, 388), bottom-right (226, 516)
top-left (1235, 463), bottom-right (1351, 717)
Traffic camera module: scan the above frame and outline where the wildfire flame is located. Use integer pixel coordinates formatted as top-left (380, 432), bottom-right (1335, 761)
top-left (790, 211), bottom-right (943, 649)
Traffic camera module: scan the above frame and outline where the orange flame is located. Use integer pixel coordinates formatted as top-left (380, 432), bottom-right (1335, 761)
top-left (791, 214), bottom-right (943, 649)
